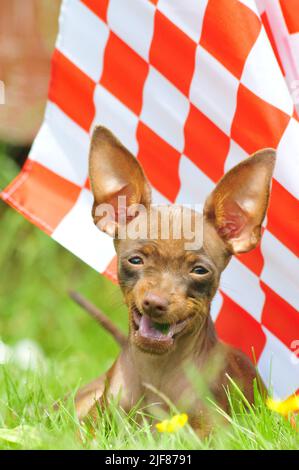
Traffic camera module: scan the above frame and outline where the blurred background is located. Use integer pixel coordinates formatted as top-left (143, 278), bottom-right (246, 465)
top-left (0, 0), bottom-right (126, 391)
top-left (0, 0), bottom-right (298, 451)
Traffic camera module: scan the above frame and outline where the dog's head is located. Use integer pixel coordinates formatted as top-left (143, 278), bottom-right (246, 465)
top-left (89, 126), bottom-right (275, 355)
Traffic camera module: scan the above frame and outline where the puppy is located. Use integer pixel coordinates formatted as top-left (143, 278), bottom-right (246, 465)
top-left (75, 127), bottom-right (275, 433)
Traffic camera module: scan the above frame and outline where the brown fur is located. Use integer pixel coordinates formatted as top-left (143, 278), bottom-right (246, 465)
top-left (75, 127), bottom-right (275, 434)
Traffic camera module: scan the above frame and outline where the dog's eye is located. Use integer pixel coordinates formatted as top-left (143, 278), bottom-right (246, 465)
top-left (128, 256), bottom-right (144, 265)
top-left (191, 265), bottom-right (209, 275)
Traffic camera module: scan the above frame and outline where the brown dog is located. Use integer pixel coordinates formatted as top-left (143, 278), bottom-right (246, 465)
top-left (75, 126), bottom-right (275, 433)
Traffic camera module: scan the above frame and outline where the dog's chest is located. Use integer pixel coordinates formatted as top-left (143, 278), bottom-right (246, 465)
top-left (139, 367), bottom-right (203, 413)
top-left (111, 350), bottom-right (215, 422)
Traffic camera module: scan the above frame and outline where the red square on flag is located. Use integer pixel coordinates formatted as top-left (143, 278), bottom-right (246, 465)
top-left (137, 122), bottom-right (181, 202)
top-left (200, 0), bottom-right (261, 79)
top-left (261, 281), bottom-right (299, 350)
top-left (150, 10), bottom-right (196, 96)
top-left (215, 292), bottom-right (267, 362)
top-left (279, 0), bottom-right (299, 34)
top-left (49, 50), bottom-right (95, 132)
top-left (231, 84), bottom-right (290, 154)
top-left (101, 32), bottom-right (149, 115)
top-left (81, 0), bottom-right (109, 23)
top-left (3, 162), bottom-right (81, 235)
top-left (236, 245), bottom-right (265, 277)
top-left (267, 180), bottom-right (299, 256)
top-left (184, 104), bottom-right (230, 182)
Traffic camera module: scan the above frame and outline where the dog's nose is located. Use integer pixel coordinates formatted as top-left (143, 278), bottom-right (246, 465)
top-left (142, 292), bottom-right (169, 316)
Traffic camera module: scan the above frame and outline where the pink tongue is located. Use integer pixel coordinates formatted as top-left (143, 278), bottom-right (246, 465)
top-left (139, 314), bottom-right (172, 341)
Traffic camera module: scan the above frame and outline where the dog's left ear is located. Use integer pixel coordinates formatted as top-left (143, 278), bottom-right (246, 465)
top-left (204, 149), bottom-right (276, 253)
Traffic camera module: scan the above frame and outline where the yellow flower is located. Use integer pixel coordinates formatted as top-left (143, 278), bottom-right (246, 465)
top-left (266, 395), bottom-right (299, 417)
top-left (155, 413), bottom-right (188, 433)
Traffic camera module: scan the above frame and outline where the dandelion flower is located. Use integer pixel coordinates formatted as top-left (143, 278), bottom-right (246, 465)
top-left (155, 413), bottom-right (188, 433)
top-left (266, 395), bottom-right (299, 417)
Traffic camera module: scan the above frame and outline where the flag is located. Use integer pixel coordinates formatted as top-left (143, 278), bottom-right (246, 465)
top-left (258, 0), bottom-right (299, 112)
top-left (1, 0), bottom-right (298, 398)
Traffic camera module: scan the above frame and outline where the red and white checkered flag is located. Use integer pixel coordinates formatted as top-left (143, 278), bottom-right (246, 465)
top-left (1, 0), bottom-right (298, 399)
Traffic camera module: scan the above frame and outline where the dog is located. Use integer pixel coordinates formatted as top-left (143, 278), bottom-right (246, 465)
top-left (75, 126), bottom-right (275, 433)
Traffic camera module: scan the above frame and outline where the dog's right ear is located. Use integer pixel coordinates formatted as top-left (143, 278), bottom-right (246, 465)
top-left (89, 126), bottom-right (151, 236)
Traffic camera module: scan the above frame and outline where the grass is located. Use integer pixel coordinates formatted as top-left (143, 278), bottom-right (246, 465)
top-left (0, 150), bottom-right (298, 450)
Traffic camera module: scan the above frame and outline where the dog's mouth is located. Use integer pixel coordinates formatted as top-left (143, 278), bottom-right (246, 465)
top-left (132, 307), bottom-right (190, 345)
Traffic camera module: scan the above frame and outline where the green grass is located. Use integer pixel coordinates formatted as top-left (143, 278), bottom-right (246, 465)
top-left (0, 150), bottom-right (298, 450)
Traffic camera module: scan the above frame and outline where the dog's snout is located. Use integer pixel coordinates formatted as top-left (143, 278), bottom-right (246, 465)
top-left (142, 292), bottom-right (169, 316)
